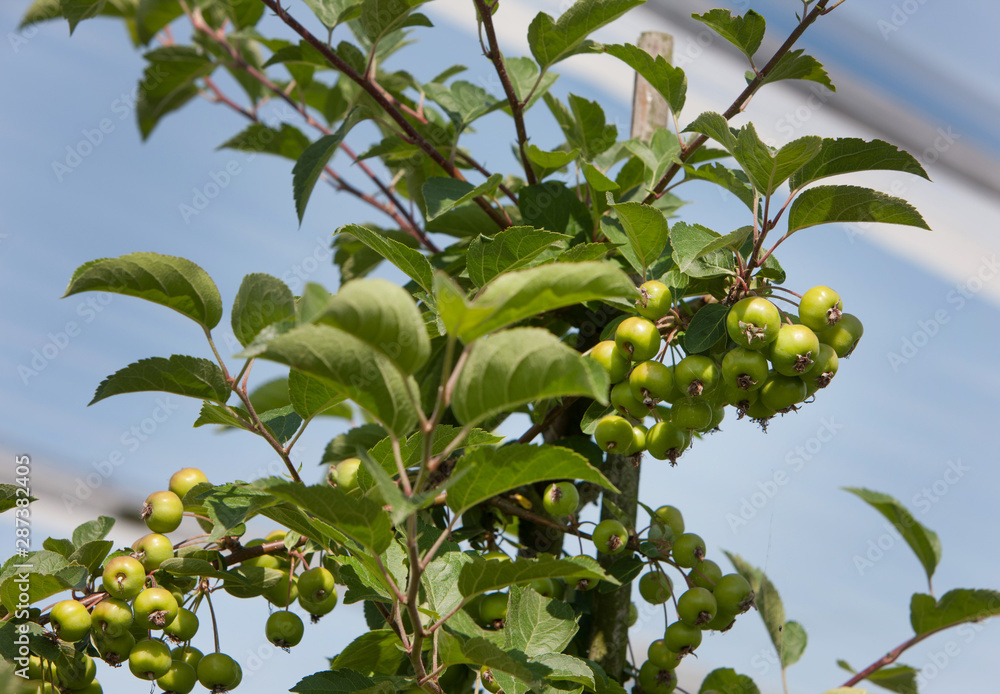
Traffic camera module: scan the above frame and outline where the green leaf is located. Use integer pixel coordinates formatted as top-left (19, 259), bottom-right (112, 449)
top-left (288, 369), bottom-right (348, 420)
top-left (723, 552), bottom-right (806, 669)
top-left (790, 138), bottom-right (929, 191)
top-left (424, 80), bottom-right (500, 130)
top-left (451, 329), bottom-right (610, 426)
top-left (193, 402), bottom-right (250, 431)
top-left (89, 355), bottom-right (230, 406)
top-left (683, 111), bottom-right (737, 152)
top-left (838, 661), bottom-right (917, 694)
top-left (732, 126), bottom-right (822, 195)
top-left (291, 669), bottom-right (382, 693)
top-left (684, 163), bottom-right (754, 211)
top-left (565, 94), bottom-right (619, 161)
top-left (136, 46), bottom-right (216, 139)
top-left (193, 483), bottom-right (280, 542)
top-left (519, 182), bottom-right (593, 236)
top-left (218, 123), bottom-right (312, 161)
top-left (68, 540), bottom-right (113, 576)
top-left (266, 482), bottom-right (393, 553)
top-left (582, 163), bottom-right (619, 194)
top-left (136, 0), bottom-right (183, 45)
top-left (332, 630), bottom-right (405, 676)
top-left (608, 201), bottom-right (669, 276)
top-left (334, 224), bottom-right (432, 294)
top-left (158, 557), bottom-right (235, 583)
top-left (604, 43), bottom-right (686, 114)
top-left (526, 145), bottom-right (578, 170)
top-left (258, 405), bottom-right (303, 445)
top-left (691, 9), bottom-right (766, 62)
top-left (467, 227), bottom-right (570, 287)
top-left (64, 252), bottom-right (222, 329)
top-left (446, 443), bottom-right (616, 515)
top-left (368, 426), bottom-right (502, 472)
top-left (698, 668), bottom-right (761, 694)
top-left (439, 633), bottom-right (544, 688)
top-left (292, 108), bottom-right (369, 223)
top-left (357, 0), bottom-right (431, 45)
top-left (424, 174), bottom-right (503, 221)
top-left (19, 0), bottom-right (63, 29)
top-left (231, 273), bottom-right (295, 347)
top-left (59, 0), bottom-right (105, 33)
top-left (505, 57), bottom-right (559, 110)
top-left (243, 324), bottom-right (421, 437)
top-left (623, 130), bottom-right (682, 189)
top-left (910, 588), bottom-right (1000, 636)
top-left (458, 554), bottom-right (612, 599)
top-left (457, 262), bottom-right (638, 342)
top-left (317, 278), bottom-right (431, 374)
top-left (844, 488), bottom-right (942, 584)
top-left (71, 516), bottom-right (115, 546)
top-left (505, 585), bottom-right (578, 658)
top-left (527, 0), bottom-right (644, 72)
top-left (559, 243), bottom-right (613, 263)
top-left (0, 485), bottom-right (33, 514)
top-left (424, 551), bottom-right (473, 619)
top-left (300, 0), bottom-right (361, 28)
top-left (322, 423), bottom-right (387, 465)
top-left (760, 49), bottom-right (835, 91)
top-left (683, 303), bottom-right (729, 354)
top-left (670, 222), bottom-right (736, 278)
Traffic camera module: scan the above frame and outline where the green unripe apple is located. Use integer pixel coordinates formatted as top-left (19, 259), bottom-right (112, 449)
top-left (589, 340), bottom-right (630, 383)
top-left (636, 280), bottom-right (672, 320)
top-left (542, 482), bottom-right (580, 517)
top-left (594, 415), bottom-right (634, 453)
top-left (142, 490), bottom-right (184, 534)
top-left (615, 316), bottom-right (661, 362)
top-left (629, 360), bottom-right (674, 405)
top-left (592, 519), bottom-right (629, 555)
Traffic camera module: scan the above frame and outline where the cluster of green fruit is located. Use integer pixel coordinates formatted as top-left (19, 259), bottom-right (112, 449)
top-left (17, 468), bottom-right (339, 694)
top-left (590, 282), bottom-right (863, 461)
top-left (590, 506), bottom-right (754, 693)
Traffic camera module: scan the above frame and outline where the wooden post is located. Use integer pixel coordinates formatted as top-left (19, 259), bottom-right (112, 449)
top-left (630, 32), bottom-right (674, 142)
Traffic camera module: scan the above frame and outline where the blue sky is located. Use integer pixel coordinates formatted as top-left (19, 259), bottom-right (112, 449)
top-left (1, 0), bottom-right (998, 692)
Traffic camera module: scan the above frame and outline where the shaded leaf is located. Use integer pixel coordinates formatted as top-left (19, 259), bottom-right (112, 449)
top-left (293, 107), bottom-right (369, 223)
top-left (357, 0), bottom-right (432, 47)
top-left (670, 222), bottom-right (736, 278)
top-left (288, 369), bottom-right (349, 420)
top-left (424, 174), bottom-right (503, 221)
top-left (332, 630), bottom-right (405, 676)
top-left (243, 324), bottom-right (420, 437)
top-left (219, 123), bottom-right (311, 161)
top-left (838, 660), bottom-right (917, 694)
top-left (505, 585), bottom-right (578, 658)
top-left (231, 273), bottom-right (295, 347)
top-left (136, 0), bottom-right (183, 45)
top-left (136, 46), bottom-right (215, 139)
top-left (732, 126), bottom-right (822, 195)
top-left (683, 303), bottom-right (729, 353)
top-left (266, 482), bottom-right (393, 553)
top-left (698, 668), bottom-right (761, 694)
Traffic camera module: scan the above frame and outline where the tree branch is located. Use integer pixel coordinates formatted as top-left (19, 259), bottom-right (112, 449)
top-left (257, 0), bottom-right (510, 230)
top-left (643, 0), bottom-right (834, 204)
top-left (472, 0), bottom-right (537, 186)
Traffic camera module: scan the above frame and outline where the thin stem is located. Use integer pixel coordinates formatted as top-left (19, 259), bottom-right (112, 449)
top-left (419, 512), bottom-right (460, 570)
top-left (233, 382), bottom-right (303, 483)
top-left (488, 497), bottom-right (594, 542)
top-left (517, 397), bottom-right (580, 444)
top-left (841, 630), bottom-right (940, 688)
top-left (390, 435), bottom-right (414, 496)
top-left (257, 0), bottom-right (510, 231)
top-left (203, 329), bottom-right (231, 381)
top-left (472, 0), bottom-right (536, 185)
top-left (374, 554), bottom-right (408, 604)
top-left (643, 0), bottom-right (834, 203)
top-left (187, 9), bottom-right (439, 251)
top-left (203, 586), bottom-right (221, 653)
